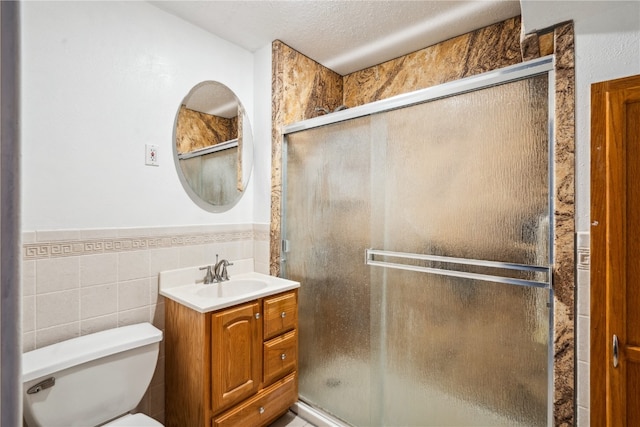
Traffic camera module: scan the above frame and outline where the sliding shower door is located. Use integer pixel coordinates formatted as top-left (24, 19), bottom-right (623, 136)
top-left (283, 116), bottom-right (376, 425)
top-left (282, 63), bottom-right (552, 426)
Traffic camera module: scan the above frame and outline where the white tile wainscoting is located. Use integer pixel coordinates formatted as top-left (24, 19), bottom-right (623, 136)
top-left (576, 231), bottom-right (590, 426)
top-left (21, 223), bottom-right (269, 423)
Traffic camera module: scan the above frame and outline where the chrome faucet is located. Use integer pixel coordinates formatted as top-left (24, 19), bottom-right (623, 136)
top-left (214, 257), bottom-right (233, 282)
top-left (200, 254), bottom-right (233, 284)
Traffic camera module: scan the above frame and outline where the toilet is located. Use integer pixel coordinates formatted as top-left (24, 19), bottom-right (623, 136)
top-left (22, 322), bottom-right (164, 427)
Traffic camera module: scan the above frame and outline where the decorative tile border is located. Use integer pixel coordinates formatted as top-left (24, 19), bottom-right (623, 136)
top-left (253, 229), bottom-right (269, 242)
top-left (24, 226), bottom-right (268, 260)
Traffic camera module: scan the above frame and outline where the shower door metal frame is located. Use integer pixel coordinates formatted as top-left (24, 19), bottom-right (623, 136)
top-left (282, 55), bottom-right (554, 134)
top-left (280, 55), bottom-right (557, 426)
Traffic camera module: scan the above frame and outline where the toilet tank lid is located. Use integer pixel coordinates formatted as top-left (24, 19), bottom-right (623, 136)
top-left (23, 323), bottom-right (162, 382)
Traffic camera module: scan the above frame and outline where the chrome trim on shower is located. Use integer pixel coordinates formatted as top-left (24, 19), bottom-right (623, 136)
top-left (547, 64), bottom-right (557, 268)
top-left (547, 288), bottom-right (555, 427)
top-left (177, 138), bottom-right (238, 160)
top-left (293, 401), bottom-right (351, 427)
top-left (546, 58), bottom-right (557, 427)
top-left (282, 56), bottom-right (555, 135)
top-left (365, 249), bottom-right (551, 289)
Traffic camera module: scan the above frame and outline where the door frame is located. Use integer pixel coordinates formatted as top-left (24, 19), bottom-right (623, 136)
top-left (590, 73), bottom-right (640, 425)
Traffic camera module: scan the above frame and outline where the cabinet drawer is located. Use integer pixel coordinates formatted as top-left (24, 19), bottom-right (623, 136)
top-left (263, 330), bottom-right (297, 385)
top-left (212, 372), bottom-right (297, 427)
top-left (264, 291), bottom-right (297, 340)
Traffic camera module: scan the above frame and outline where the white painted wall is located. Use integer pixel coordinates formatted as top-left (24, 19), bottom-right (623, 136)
top-left (21, 1), bottom-right (255, 231)
top-left (521, 2), bottom-right (640, 425)
top-left (521, 0), bottom-right (640, 232)
top-left (252, 44), bottom-right (273, 225)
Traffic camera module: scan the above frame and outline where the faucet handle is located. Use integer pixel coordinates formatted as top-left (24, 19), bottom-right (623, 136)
top-left (199, 265), bottom-right (214, 284)
top-left (220, 260), bottom-right (233, 281)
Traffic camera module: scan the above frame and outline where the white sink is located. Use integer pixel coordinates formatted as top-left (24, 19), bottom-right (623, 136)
top-left (159, 262), bottom-right (300, 313)
top-left (196, 279), bottom-right (269, 298)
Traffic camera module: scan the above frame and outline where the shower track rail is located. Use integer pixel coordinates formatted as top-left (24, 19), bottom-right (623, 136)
top-left (282, 56), bottom-right (554, 135)
top-left (177, 138), bottom-right (238, 160)
top-left (365, 249), bottom-right (551, 288)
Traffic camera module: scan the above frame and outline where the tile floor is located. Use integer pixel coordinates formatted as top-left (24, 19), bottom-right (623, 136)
top-left (270, 411), bottom-right (315, 427)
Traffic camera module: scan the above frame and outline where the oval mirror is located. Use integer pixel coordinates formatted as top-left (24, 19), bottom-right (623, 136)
top-left (173, 81), bottom-right (253, 212)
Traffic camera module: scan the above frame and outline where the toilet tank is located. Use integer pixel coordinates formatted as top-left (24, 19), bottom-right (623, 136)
top-left (23, 323), bottom-right (162, 427)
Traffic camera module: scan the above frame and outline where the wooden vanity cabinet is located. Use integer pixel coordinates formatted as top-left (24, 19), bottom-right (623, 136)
top-left (165, 289), bottom-right (298, 427)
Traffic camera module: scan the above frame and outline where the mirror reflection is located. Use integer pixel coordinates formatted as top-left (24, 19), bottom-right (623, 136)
top-left (174, 81), bottom-right (253, 211)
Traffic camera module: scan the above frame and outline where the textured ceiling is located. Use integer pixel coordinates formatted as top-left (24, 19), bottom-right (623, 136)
top-left (184, 82), bottom-right (239, 117)
top-left (149, 0), bottom-right (521, 75)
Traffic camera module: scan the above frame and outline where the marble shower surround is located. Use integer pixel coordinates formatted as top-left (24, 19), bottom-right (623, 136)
top-left (176, 106), bottom-right (238, 154)
top-left (549, 22), bottom-right (576, 426)
top-left (270, 41), bottom-right (343, 275)
top-left (270, 16), bottom-right (575, 426)
top-left (343, 16), bottom-right (522, 107)
top-left (22, 223), bottom-right (270, 423)
top-left (270, 41), bottom-right (343, 263)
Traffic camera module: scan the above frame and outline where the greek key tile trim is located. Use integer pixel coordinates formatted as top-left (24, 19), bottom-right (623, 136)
top-left (253, 230), bottom-right (270, 241)
top-left (24, 229), bottom-right (262, 260)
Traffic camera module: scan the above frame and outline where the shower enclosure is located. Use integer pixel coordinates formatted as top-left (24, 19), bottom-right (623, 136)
top-left (281, 57), bottom-right (554, 426)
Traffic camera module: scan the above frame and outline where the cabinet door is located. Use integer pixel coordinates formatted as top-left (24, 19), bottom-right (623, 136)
top-left (211, 301), bottom-right (262, 413)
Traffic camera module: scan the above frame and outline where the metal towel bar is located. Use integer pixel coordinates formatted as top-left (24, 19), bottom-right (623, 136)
top-left (365, 249), bottom-right (551, 289)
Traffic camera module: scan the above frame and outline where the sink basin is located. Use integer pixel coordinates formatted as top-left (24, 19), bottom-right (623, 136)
top-left (195, 279), bottom-right (268, 299)
top-left (159, 266), bottom-right (300, 313)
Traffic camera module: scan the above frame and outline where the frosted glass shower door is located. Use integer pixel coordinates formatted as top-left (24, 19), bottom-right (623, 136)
top-left (283, 73), bottom-right (551, 426)
top-left (283, 116), bottom-right (376, 426)
top-left (373, 75), bottom-right (550, 426)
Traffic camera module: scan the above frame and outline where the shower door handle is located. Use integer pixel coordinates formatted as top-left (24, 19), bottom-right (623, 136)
top-left (613, 334), bottom-right (619, 368)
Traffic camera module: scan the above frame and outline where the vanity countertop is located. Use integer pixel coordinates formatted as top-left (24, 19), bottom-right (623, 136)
top-left (159, 259), bottom-right (300, 313)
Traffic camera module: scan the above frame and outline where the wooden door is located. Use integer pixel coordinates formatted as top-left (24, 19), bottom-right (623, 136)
top-left (591, 74), bottom-right (640, 426)
top-left (211, 301), bottom-right (262, 414)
